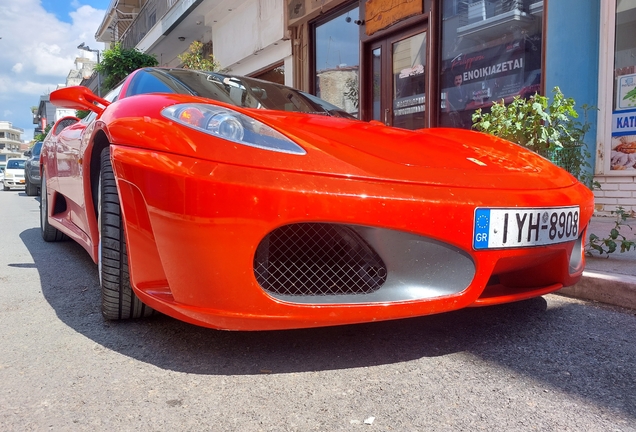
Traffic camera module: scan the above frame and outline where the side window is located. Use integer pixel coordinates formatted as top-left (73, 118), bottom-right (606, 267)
top-left (55, 118), bottom-right (80, 135)
top-left (126, 71), bottom-right (176, 96)
top-left (103, 82), bottom-right (124, 103)
top-left (81, 111), bottom-right (97, 125)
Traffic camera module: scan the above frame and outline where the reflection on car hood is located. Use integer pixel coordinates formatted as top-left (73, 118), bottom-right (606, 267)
top-left (252, 112), bottom-right (578, 191)
top-left (101, 94), bottom-right (579, 192)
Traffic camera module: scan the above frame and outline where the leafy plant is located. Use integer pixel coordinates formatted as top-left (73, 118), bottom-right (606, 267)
top-left (178, 41), bottom-right (219, 71)
top-left (344, 76), bottom-right (359, 109)
top-left (472, 87), bottom-right (595, 187)
top-left (34, 123), bottom-right (52, 142)
top-left (623, 87), bottom-right (636, 104)
top-left (76, 110), bottom-right (90, 119)
top-left (95, 43), bottom-right (158, 92)
top-left (587, 207), bottom-right (636, 255)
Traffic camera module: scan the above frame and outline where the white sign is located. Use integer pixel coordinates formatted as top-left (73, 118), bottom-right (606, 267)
top-left (612, 109), bottom-right (636, 135)
top-left (473, 206), bottom-right (580, 250)
top-left (617, 73), bottom-right (636, 111)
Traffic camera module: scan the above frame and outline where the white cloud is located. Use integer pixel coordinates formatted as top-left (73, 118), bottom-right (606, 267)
top-left (0, 0), bottom-right (107, 141)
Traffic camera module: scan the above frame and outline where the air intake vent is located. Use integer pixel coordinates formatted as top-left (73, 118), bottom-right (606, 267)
top-left (254, 223), bottom-right (387, 296)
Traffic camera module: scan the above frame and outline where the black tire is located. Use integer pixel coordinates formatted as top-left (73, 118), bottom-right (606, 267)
top-left (25, 175), bottom-right (37, 196)
top-left (40, 171), bottom-right (66, 242)
top-left (99, 147), bottom-right (153, 320)
top-left (2, 182), bottom-right (8, 191)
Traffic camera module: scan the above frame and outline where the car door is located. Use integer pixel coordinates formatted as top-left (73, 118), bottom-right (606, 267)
top-left (66, 84), bottom-right (124, 236)
top-left (55, 118), bottom-right (89, 230)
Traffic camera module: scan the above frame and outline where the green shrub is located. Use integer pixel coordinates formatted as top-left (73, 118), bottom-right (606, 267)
top-left (472, 87), bottom-right (595, 188)
top-left (178, 41), bottom-right (219, 71)
top-left (95, 43), bottom-right (158, 92)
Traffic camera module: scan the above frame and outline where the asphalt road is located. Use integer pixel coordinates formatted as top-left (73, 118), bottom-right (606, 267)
top-left (1, 188), bottom-right (635, 431)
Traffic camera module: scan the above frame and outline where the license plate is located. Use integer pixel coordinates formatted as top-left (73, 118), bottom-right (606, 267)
top-left (473, 206), bottom-right (580, 250)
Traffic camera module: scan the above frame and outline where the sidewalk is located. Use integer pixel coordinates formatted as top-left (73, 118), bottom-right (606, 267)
top-left (558, 215), bottom-right (636, 309)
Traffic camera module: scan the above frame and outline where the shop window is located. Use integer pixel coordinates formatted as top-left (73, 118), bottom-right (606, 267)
top-left (313, 5), bottom-right (360, 117)
top-left (439, 0), bottom-right (544, 129)
top-left (610, 0), bottom-right (636, 171)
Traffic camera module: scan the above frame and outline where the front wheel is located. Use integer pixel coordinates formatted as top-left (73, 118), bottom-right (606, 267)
top-left (98, 147), bottom-right (153, 320)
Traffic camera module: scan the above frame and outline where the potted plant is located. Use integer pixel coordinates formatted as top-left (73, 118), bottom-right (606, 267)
top-left (472, 86), bottom-right (595, 188)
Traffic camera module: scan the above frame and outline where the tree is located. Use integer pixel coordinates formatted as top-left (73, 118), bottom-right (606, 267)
top-left (34, 123), bottom-right (52, 142)
top-left (76, 110), bottom-right (90, 119)
top-left (95, 43), bottom-right (158, 92)
top-left (178, 41), bottom-right (219, 71)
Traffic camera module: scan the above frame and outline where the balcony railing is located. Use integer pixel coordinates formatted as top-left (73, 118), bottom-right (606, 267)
top-left (459, 0), bottom-right (542, 25)
top-left (120, 0), bottom-right (178, 49)
top-left (0, 125), bottom-right (24, 133)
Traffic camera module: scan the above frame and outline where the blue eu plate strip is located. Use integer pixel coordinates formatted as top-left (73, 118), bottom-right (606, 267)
top-left (473, 208), bottom-right (490, 250)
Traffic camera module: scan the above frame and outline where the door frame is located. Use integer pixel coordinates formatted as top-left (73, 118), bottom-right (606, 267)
top-left (359, 9), bottom-right (438, 128)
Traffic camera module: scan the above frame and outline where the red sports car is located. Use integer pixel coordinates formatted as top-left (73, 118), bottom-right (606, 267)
top-left (41, 67), bottom-right (594, 331)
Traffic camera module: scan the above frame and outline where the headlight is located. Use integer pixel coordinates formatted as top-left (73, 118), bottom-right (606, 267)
top-left (162, 104), bottom-right (306, 155)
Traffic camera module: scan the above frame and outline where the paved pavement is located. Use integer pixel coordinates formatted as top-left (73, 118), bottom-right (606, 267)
top-left (559, 215), bottom-right (636, 310)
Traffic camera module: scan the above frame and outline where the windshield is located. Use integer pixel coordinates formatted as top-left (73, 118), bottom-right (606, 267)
top-left (125, 68), bottom-right (356, 119)
top-left (7, 159), bottom-right (25, 169)
top-left (31, 142), bottom-right (43, 157)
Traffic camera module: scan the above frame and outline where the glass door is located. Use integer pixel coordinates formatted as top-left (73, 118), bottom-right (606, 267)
top-left (392, 31), bottom-right (426, 129)
top-left (366, 28), bottom-right (427, 129)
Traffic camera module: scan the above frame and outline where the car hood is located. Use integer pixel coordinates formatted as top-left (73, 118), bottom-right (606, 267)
top-left (255, 112), bottom-right (579, 191)
top-left (102, 95), bottom-right (579, 191)
top-left (5, 168), bottom-right (24, 174)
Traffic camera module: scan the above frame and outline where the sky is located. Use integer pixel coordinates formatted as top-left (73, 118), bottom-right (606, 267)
top-left (0, 0), bottom-right (111, 141)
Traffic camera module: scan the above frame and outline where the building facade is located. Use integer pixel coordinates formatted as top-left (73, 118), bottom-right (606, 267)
top-left (33, 95), bottom-right (56, 138)
top-left (594, 0), bottom-right (636, 213)
top-left (0, 121), bottom-right (23, 152)
top-left (92, 0), bottom-right (636, 215)
top-left (34, 55), bottom-right (96, 138)
top-left (0, 121), bottom-right (24, 168)
top-left (287, 0), bottom-right (633, 215)
top-left (95, 0), bottom-right (293, 85)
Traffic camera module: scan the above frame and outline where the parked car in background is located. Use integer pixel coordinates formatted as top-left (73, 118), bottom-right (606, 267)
top-left (42, 67), bottom-right (595, 331)
top-left (24, 141), bottom-right (43, 196)
top-left (0, 151), bottom-right (22, 172)
top-left (2, 158), bottom-right (26, 190)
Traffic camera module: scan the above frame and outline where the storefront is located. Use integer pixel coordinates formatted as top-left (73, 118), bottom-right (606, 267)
top-left (288, 0), bottom-right (545, 130)
top-left (595, 0), bottom-right (636, 213)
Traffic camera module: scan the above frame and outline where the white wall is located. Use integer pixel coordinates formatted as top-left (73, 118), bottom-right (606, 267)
top-left (212, 0), bottom-right (286, 70)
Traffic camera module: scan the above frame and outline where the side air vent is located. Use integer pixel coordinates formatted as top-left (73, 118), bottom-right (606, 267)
top-left (254, 223), bottom-right (387, 296)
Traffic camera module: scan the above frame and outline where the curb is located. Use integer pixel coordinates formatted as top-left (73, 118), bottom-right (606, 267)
top-left (558, 270), bottom-right (636, 310)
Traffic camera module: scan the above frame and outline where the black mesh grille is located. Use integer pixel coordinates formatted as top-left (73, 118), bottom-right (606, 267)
top-left (254, 223), bottom-right (387, 296)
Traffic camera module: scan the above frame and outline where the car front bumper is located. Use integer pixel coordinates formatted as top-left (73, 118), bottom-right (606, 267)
top-left (3, 178), bottom-right (26, 189)
top-left (111, 145), bottom-right (595, 330)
